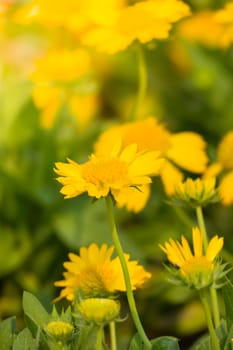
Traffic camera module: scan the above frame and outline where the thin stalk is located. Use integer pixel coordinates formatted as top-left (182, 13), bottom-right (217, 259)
top-left (105, 196), bottom-right (151, 349)
top-left (196, 206), bottom-right (220, 327)
top-left (199, 290), bottom-right (221, 350)
top-left (131, 45), bottom-right (147, 121)
top-left (96, 327), bottom-right (104, 350)
top-left (109, 321), bottom-right (117, 350)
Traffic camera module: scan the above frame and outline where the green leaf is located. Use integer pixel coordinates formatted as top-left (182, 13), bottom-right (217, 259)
top-left (189, 321), bottom-right (227, 350)
top-left (23, 291), bottom-right (50, 330)
top-left (151, 336), bottom-right (180, 350)
top-left (221, 278), bottom-right (233, 330)
top-left (13, 328), bottom-right (37, 350)
top-left (128, 333), bottom-right (144, 350)
top-left (0, 317), bottom-right (17, 350)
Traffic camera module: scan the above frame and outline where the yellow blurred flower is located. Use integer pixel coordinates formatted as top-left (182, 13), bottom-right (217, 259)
top-left (31, 48), bottom-right (98, 129)
top-left (78, 298), bottom-right (120, 325)
top-left (54, 142), bottom-right (163, 204)
top-left (15, 0), bottom-right (190, 54)
top-left (171, 177), bottom-right (218, 207)
top-left (54, 243), bottom-right (151, 301)
top-left (215, 1), bottom-right (233, 48)
top-left (204, 131), bottom-right (233, 206)
top-left (94, 117), bottom-right (208, 204)
top-left (160, 227), bottom-right (224, 289)
top-left (82, 0), bottom-right (190, 53)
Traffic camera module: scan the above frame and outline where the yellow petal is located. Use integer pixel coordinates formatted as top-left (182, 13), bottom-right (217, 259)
top-left (219, 171), bottom-right (233, 205)
top-left (206, 236), bottom-right (224, 262)
top-left (160, 160), bottom-right (184, 195)
top-left (192, 227), bottom-right (203, 257)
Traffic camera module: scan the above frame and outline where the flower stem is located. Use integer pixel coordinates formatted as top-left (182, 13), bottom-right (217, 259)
top-left (199, 290), bottom-right (221, 350)
top-left (109, 321), bottom-right (117, 350)
top-left (131, 45), bottom-right (147, 121)
top-left (105, 196), bottom-right (151, 349)
top-left (195, 206), bottom-right (220, 328)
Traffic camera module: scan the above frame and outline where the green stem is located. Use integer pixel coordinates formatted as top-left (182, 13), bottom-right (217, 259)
top-left (105, 196), bottom-right (151, 349)
top-left (109, 321), bottom-right (117, 350)
top-left (131, 45), bottom-right (147, 121)
top-left (196, 206), bottom-right (208, 251)
top-left (196, 206), bottom-right (220, 327)
top-left (199, 290), bottom-right (221, 350)
top-left (96, 326), bottom-right (104, 350)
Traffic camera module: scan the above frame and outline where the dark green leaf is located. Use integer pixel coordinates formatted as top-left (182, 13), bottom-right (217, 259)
top-left (128, 333), bottom-right (144, 350)
top-left (151, 336), bottom-right (180, 350)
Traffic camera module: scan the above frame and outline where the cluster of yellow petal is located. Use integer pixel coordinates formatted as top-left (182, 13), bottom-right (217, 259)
top-left (160, 227), bottom-right (224, 289)
top-left (45, 321), bottom-right (74, 341)
top-left (30, 48), bottom-right (98, 129)
top-left (205, 131), bottom-right (233, 206)
top-left (94, 117), bottom-right (208, 203)
top-left (15, 0), bottom-right (190, 54)
top-left (54, 243), bottom-right (151, 301)
top-left (177, 3), bottom-right (233, 49)
top-left (54, 142), bottom-right (163, 204)
top-left (172, 177), bottom-right (218, 207)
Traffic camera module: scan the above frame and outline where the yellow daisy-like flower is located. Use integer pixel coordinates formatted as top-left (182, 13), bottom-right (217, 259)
top-left (31, 48), bottom-right (98, 129)
top-left (94, 117), bottom-right (208, 209)
top-left (204, 131), bottom-right (233, 205)
top-left (160, 227), bottom-right (224, 289)
top-left (177, 11), bottom-right (225, 49)
top-left (214, 2), bottom-right (233, 48)
top-left (54, 243), bottom-right (151, 301)
top-left (54, 142), bottom-right (163, 203)
top-left (78, 298), bottom-right (120, 325)
top-left (82, 0), bottom-right (190, 53)
top-left (15, 0), bottom-right (190, 54)
top-left (171, 177), bottom-right (218, 207)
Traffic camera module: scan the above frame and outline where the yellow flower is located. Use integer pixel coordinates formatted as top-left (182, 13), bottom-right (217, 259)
top-left (204, 131), bottom-right (233, 205)
top-left (54, 142), bottom-right (163, 203)
top-left (31, 48), bottom-right (98, 129)
top-left (78, 298), bottom-right (120, 325)
top-left (94, 117), bottom-right (208, 207)
top-left (82, 0), bottom-right (190, 53)
top-left (45, 321), bottom-right (73, 342)
top-left (177, 11), bottom-right (225, 49)
top-left (54, 243), bottom-right (151, 301)
top-left (15, 0), bottom-right (190, 54)
top-left (215, 2), bottom-right (233, 48)
top-left (160, 227), bottom-right (224, 289)
top-left (171, 177), bottom-right (218, 207)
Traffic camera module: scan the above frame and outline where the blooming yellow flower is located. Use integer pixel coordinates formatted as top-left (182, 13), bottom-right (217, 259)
top-left (15, 0), bottom-right (190, 54)
top-left (204, 131), bottom-right (233, 205)
top-left (171, 177), bottom-right (218, 207)
top-left (54, 243), bottom-right (151, 301)
top-left (54, 142), bottom-right (163, 203)
top-left (160, 227), bottom-right (224, 289)
top-left (94, 117), bottom-right (208, 206)
top-left (31, 48), bottom-right (98, 129)
top-left (177, 11), bottom-right (225, 49)
top-left (215, 2), bottom-right (233, 48)
top-left (82, 0), bottom-right (190, 53)
top-left (78, 298), bottom-right (120, 324)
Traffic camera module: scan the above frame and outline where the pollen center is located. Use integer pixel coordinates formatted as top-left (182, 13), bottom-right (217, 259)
top-left (82, 158), bottom-right (127, 185)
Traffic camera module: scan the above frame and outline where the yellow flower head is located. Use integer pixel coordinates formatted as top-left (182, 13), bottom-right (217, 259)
top-left (30, 48), bottom-right (98, 129)
top-left (54, 243), bottom-right (151, 301)
top-left (215, 2), bottom-right (233, 48)
top-left (205, 131), bottom-right (233, 206)
top-left (78, 298), bottom-right (120, 325)
top-left (45, 321), bottom-right (74, 342)
top-left (54, 142), bottom-right (163, 203)
top-left (94, 117), bottom-right (208, 207)
top-left (171, 177), bottom-right (218, 207)
top-left (82, 0), bottom-right (190, 53)
top-left (160, 227), bottom-right (224, 290)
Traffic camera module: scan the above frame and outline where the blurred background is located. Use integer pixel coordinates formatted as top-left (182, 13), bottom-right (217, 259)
top-left (1, 0), bottom-right (233, 348)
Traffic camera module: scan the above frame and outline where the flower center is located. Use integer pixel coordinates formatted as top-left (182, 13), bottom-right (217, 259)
top-left (82, 158), bottom-right (127, 185)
